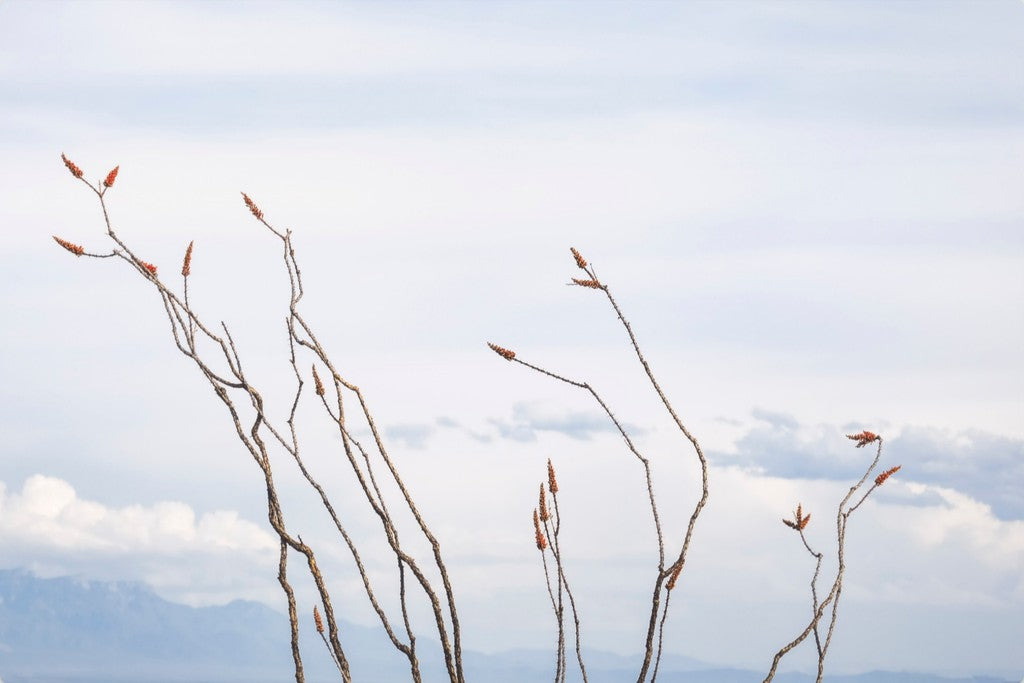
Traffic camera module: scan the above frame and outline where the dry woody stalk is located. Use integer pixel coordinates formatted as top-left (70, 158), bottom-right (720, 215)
top-left (58, 157), bottom-right (903, 683)
top-left (60, 160), bottom-right (466, 683)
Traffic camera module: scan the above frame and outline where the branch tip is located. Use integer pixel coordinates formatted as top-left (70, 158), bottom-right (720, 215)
top-left (103, 165), bottom-right (120, 188)
top-left (313, 605), bottom-right (324, 634)
top-left (241, 192), bottom-right (264, 220)
top-left (53, 235), bottom-right (85, 256)
top-left (570, 246), bottom-right (588, 269)
top-left (533, 509), bottom-right (547, 551)
top-left (846, 430), bottom-right (880, 448)
top-left (181, 240), bottom-right (194, 277)
top-left (874, 465), bottom-right (901, 487)
top-left (61, 153), bottom-right (83, 179)
top-left (547, 459), bottom-right (559, 494)
top-left (487, 342), bottom-right (516, 361)
top-left (312, 365), bottom-right (325, 396)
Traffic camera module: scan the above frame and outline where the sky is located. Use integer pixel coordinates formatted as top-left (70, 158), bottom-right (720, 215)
top-left (1, 0), bottom-right (1023, 678)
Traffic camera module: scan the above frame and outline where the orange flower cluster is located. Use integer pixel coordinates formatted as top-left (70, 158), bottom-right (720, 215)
top-left (571, 278), bottom-right (602, 289)
top-left (783, 503), bottom-right (811, 531)
top-left (241, 192), bottom-right (263, 220)
top-left (487, 342), bottom-right (516, 360)
top-left (846, 430), bottom-right (879, 448)
top-left (312, 365), bottom-right (325, 396)
top-left (140, 261), bottom-right (158, 275)
top-left (313, 605), bottom-right (324, 634)
top-left (61, 153), bottom-right (83, 179)
top-left (874, 465), bottom-right (901, 487)
top-left (570, 246), bottom-right (588, 270)
top-left (53, 235), bottom-right (85, 256)
top-left (533, 509), bottom-right (547, 551)
top-left (181, 241), bottom-right (194, 277)
top-left (103, 165), bottom-right (119, 188)
top-left (666, 562), bottom-right (683, 591)
top-left (538, 483), bottom-right (549, 522)
top-left (547, 459), bottom-right (558, 494)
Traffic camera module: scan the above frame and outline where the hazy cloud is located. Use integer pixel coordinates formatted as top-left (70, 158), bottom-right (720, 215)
top-left (383, 423), bottom-right (435, 450)
top-left (488, 402), bottom-right (640, 443)
top-left (892, 427), bottom-right (1024, 521)
top-left (713, 415), bottom-right (1024, 520)
top-left (0, 475), bottom-right (278, 605)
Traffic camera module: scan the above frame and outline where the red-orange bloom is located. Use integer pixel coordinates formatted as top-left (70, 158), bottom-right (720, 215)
top-left (103, 165), bottom-right (119, 188)
top-left (241, 192), bottom-right (263, 220)
top-left (533, 509), bottom-right (547, 551)
top-left (571, 278), bottom-right (602, 289)
top-left (61, 153), bottom-right (83, 179)
top-left (141, 261), bottom-right (158, 275)
top-left (783, 503), bottom-right (810, 530)
top-left (487, 342), bottom-right (515, 360)
top-left (875, 465), bottom-right (901, 487)
top-left (666, 562), bottom-right (683, 591)
top-left (181, 241), bottom-right (194, 277)
top-left (570, 247), bottom-right (588, 270)
top-left (547, 459), bottom-right (559, 494)
top-left (846, 430), bottom-right (880, 448)
top-left (53, 235), bottom-right (85, 256)
top-left (313, 605), bottom-right (324, 634)
top-left (312, 365), bottom-right (325, 397)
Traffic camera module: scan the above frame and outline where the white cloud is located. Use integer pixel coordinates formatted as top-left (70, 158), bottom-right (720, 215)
top-left (0, 475), bottom-right (278, 605)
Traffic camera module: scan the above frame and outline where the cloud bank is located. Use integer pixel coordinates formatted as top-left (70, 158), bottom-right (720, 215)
top-left (0, 475), bottom-right (277, 605)
top-left (713, 412), bottom-right (1024, 520)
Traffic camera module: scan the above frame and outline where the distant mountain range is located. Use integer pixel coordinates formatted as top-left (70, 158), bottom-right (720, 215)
top-left (0, 569), bottom-right (1015, 683)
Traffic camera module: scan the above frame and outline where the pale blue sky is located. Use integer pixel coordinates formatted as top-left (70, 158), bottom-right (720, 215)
top-left (1, 1), bottom-right (1022, 678)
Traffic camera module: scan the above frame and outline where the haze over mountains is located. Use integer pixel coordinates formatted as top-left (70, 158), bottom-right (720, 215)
top-left (0, 570), bottom-right (1015, 683)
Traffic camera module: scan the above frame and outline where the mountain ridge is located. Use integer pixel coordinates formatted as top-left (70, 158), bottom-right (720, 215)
top-left (0, 569), bottom-right (1014, 683)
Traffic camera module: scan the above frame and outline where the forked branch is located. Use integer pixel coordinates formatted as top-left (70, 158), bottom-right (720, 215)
top-left (55, 156), bottom-right (463, 683)
top-left (490, 247), bottom-right (711, 683)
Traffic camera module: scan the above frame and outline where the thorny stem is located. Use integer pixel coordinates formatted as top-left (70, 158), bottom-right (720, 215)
top-left (584, 266), bottom-right (710, 683)
top-left (763, 438), bottom-right (887, 683)
top-left (650, 588), bottom-right (673, 683)
top-left (63, 170), bottom-right (460, 683)
top-left (548, 484), bottom-right (588, 683)
top-left (538, 539), bottom-right (561, 681)
top-left (496, 251), bottom-right (709, 683)
top-left (278, 540), bottom-right (305, 683)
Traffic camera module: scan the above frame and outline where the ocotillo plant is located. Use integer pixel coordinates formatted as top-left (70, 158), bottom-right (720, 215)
top-left (55, 156), bottom-right (900, 682)
top-left (488, 250), bottom-right (900, 683)
top-left (54, 155), bottom-right (464, 683)
top-left (487, 246), bottom-right (711, 683)
top-left (763, 432), bottom-right (900, 683)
